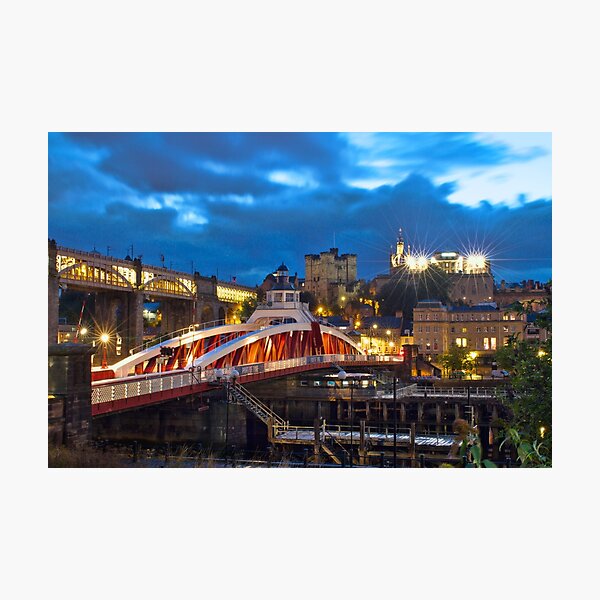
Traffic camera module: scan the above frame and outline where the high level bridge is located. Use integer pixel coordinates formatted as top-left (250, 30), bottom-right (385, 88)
top-left (48, 240), bottom-right (257, 358)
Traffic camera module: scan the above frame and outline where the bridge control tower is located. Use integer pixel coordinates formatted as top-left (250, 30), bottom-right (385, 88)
top-left (247, 263), bottom-right (316, 326)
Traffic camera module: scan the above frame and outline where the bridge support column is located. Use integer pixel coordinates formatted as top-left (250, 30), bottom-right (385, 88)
top-left (48, 343), bottom-right (95, 447)
top-left (95, 291), bottom-right (141, 366)
top-left (125, 290), bottom-right (144, 355)
top-left (48, 240), bottom-right (59, 344)
top-left (161, 299), bottom-right (194, 334)
top-left (417, 402), bottom-right (424, 424)
top-left (436, 403), bottom-right (442, 425)
top-left (359, 420), bottom-right (366, 465)
top-left (455, 403), bottom-right (461, 420)
top-left (400, 403), bottom-right (406, 424)
top-left (313, 418), bottom-right (321, 464)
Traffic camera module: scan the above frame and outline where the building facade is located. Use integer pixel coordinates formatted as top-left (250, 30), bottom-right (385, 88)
top-left (304, 247), bottom-right (358, 306)
top-left (412, 301), bottom-right (527, 369)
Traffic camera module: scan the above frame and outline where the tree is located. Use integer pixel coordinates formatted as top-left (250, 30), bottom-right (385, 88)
top-left (495, 290), bottom-right (552, 464)
top-left (438, 343), bottom-right (469, 376)
top-left (238, 297), bottom-right (258, 321)
top-left (377, 266), bottom-right (452, 319)
top-left (299, 290), bottom-right (317, 311)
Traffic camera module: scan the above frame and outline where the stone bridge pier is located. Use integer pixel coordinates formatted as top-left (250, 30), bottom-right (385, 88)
top-left (94, 290), bottom-right (144, 364)
top-left (160, 298), bottom-right (195, 334)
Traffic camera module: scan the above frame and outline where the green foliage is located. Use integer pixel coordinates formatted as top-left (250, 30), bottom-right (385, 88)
top-left (377, 266), bottom-right (452, 318)
top-left (299, 290), bottom-right (317, 311)
top-left (239, 297), bottom-right (258, 321)
top-left (448, 418), bottom-right (497, 467)
top-left (500, 428), bottom-right (550, 467)
top-left (497, 292), bottom-right (552, 465)
top-left (438, 343), bottom-right (470, 375)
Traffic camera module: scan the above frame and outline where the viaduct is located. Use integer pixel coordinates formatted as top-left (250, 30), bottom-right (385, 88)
top-left (48, 240), bottom-right (257, 363)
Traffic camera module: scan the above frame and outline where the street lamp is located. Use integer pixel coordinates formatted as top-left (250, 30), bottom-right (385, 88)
top-left (100, 333), bottom-right (110, 368)
top-left (469, 351), bottom-right (478, 378)
top-left (371, 323), bottom-right (378, 354)
top-left (337, 369), bottom-right (353, 467)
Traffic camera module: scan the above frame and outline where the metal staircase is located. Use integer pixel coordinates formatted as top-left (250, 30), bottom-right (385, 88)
top-left (322, 429), bottom-right (353, 465)
top-left (226, 382), bottom-right (287, 428)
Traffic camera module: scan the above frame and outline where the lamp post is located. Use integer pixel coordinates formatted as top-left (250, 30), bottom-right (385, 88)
top-left (373, 323), bottom-right (378, 353)
top-left (100, 333), bottom-right (110, 368)
top-left (337, 369), bottom-right (353, 467)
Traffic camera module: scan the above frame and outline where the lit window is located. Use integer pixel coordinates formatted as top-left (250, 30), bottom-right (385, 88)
top-left (483, 337), bottom-right (490, 350)
top-left (491, 337), bottom-right (497, 350)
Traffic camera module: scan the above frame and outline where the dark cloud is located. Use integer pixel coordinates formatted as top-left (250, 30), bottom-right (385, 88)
top-left (48, 133), bottom-right (551, 285)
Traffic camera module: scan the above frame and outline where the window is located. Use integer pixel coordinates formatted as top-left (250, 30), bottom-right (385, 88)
top-left (456, 337), bottom-right (467, 347)
top-left (425, 326), bottom-right (430, 333)
top-left (503, 325), bottom-right (509, 333)
top-left (426, 342), bottom-right (431, 350)
top-left (450, 326), bottom-right (455, 333)
top-left (476, 327), bottom-right (481, 333)
top-left (462, 327), bottom-right (467, 333)
top-left (300, 380), bottom-right (309, 387)
top-left (491, 337), bottom-right (497, 350)
top-left (483, 337), bottom-right (490, 350)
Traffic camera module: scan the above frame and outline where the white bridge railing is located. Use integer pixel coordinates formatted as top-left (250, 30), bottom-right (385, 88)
top-left (91, 353), bottom-right (389, 406)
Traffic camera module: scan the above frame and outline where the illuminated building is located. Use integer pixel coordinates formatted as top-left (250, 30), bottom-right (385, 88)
top-left (389, 228), bottom-right (494, 305)
top-left (412, 300), bottom-right (527, 371)
top-left (304, 247), bottom-right (359, 306)
top-left (390, 228), bottom-right (491, 276)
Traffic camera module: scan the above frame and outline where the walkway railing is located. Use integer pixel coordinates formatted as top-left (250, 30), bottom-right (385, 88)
top-left (92, 353), bottom-right (386, 406)
top-left (377, 385), bottom-right (508, 400)
top-left (271, 422), bottom-right (455, 448)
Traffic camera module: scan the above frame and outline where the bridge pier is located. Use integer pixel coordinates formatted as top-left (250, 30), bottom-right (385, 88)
top-left (48, 343), bottom-right (95, 447)
top-left (160, 298), bottom-right (194, 333)
top-left (48, 240), bottom-right (59, 344)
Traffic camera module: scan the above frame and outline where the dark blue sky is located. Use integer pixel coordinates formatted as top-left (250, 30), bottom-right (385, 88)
top-left (48, 132), bottom-right (551, 286)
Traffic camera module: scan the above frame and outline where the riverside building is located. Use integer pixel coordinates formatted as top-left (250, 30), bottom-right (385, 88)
top-left (412, 300), bottom-right (527, 372)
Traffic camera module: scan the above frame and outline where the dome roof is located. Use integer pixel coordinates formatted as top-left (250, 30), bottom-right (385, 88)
top-left (276, 263), bottom-right (289, 272)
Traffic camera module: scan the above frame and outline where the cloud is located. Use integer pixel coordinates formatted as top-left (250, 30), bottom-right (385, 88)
top-left (48, 132), bottom-right (551, 285)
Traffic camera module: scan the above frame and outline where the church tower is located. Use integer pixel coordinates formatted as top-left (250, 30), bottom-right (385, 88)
top-left (390, 228), bottom-right (406, 271)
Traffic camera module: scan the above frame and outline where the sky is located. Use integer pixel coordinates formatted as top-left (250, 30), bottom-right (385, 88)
top-left (48, 132), bottom-right (552, 286)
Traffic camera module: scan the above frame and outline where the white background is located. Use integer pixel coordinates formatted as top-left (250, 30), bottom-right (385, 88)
top-left (2, 1), bottom-right (597, 598)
